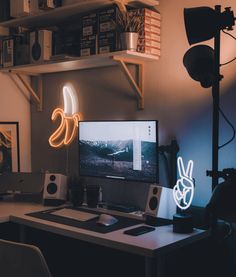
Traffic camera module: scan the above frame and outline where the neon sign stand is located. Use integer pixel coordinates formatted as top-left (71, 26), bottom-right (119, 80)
top-left (172, 156), bottom-right (195, 233)
top-left (49, 85), bottom-right (83, 148)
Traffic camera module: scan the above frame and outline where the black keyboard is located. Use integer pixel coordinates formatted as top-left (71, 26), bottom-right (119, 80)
top-left (100, 202), bottom-right (137, 213)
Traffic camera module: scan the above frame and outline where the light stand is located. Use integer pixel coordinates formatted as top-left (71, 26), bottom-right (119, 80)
top-left (211, 5), bottom-right (221, 191)
top-left (183, 5), bottom-right (235, 192)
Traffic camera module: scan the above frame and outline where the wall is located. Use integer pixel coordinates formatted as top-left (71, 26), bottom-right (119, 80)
top-left (31, 0), bottom-right (236, 209)
top-left (0, 73), bottom-right (31, 172)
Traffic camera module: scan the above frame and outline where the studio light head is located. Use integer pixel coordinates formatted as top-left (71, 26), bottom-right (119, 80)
top-left (184, 6), bottom-right (235, 45)
top-left (183, 45), bottom-right (214, 88)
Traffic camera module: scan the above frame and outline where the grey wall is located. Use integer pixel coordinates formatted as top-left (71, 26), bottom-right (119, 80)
top-left (31, 0), bottom-right (236, 210)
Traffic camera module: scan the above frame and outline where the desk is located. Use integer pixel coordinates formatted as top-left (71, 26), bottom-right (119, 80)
top-left (0, 201), bottom-right (209, 277)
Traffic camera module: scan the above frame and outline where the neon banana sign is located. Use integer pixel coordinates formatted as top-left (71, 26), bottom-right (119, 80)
top-left (49, 85), bottom-right (82, 148)
top-left (173, 157), bottom-right (194, 210)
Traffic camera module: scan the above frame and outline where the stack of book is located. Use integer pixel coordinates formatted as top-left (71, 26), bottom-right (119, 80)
top-left (129, 8), bottom-right (161, 57)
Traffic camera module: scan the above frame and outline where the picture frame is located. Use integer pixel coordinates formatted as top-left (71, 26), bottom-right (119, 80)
top-left (0, 122), bottom-right (20, 172)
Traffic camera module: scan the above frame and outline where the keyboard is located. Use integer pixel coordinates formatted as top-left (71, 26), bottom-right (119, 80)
top-left (105, 203), bottom-right (137, 213)
top-left (51, 208), bottom-right (99, 222)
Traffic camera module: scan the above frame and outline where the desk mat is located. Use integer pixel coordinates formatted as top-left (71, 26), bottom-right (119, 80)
top-left (26, 207), bottom-right (143, 234)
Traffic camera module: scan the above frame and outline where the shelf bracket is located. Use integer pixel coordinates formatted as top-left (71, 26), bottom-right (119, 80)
top-left (14, 73), bottom-right (43, 111)
top-left (113, 56), bottom-right (144, 109)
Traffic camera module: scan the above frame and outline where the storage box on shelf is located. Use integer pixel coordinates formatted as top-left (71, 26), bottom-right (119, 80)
top-left (98, 5), bottom-right (121, 54)
top-left (0, 1), bottom-right (160, 28)
top-left (0, 3), bottom-right (161, 67)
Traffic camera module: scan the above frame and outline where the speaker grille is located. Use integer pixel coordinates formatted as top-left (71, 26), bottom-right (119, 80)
top-left (149, 196), bottom-right (159, 210)
top-left (47, 182), bottom-right (57, 194)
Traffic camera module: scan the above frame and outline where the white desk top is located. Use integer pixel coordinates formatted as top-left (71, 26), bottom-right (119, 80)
top-left (0, 200), bottom-right (48, 223)
top-left (0, 201), bottom-right (209, 258)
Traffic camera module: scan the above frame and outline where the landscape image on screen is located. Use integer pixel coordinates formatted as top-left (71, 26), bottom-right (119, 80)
top-left (79, 121), bottom-right (157, 182)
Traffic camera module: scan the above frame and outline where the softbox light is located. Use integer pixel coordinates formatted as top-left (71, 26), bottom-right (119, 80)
top-left (183, 45), bottom-right (214, 88)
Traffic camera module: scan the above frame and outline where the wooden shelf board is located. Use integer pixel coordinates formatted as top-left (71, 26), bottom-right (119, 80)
top-left (0, 51), bottom-right (159, 75)
top-left (0, 0), bottom-right (159, 28)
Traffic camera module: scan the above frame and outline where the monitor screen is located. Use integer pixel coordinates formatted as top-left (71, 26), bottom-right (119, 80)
top-left (78, 120), bottom-right (158, 183)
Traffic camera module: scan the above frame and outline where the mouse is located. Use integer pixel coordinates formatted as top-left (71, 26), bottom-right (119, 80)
top-left (96, 214), bottom-right (118, 226)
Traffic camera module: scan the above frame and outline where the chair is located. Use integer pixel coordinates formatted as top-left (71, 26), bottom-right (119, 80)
top-left (0, 239), bottom-right (52, 277)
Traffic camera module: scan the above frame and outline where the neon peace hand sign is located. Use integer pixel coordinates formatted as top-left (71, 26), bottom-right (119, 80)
top-left (173, 157), bottom-right (194, 210)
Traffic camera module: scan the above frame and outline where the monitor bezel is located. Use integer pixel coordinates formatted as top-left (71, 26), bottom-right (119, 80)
top-left (78, 119), bottom-right (159, 183)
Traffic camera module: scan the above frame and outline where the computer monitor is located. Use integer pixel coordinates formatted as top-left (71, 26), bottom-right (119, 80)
top-left (78, 120), bottom-right (158, 183)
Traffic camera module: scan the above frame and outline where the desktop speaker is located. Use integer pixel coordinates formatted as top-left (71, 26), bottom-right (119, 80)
top-left (145, 184), bottom-right (176, 220)
top-left (43, 173), bottom-right (67, 206)
top-left (30, 29), bottom-right (52, 63)
top-left (145, 184), bottom-right (162, 216)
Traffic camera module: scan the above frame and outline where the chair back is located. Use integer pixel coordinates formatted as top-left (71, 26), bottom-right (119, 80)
top-left (0, 239), bottom-right (52, 277)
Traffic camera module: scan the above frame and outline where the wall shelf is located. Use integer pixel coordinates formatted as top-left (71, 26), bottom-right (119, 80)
top-left (1, 51), bottom-right (158, 110)
top-left (0, 0), bottom-right (160, 110)
top-left (0, 0), bottom-right (159, 28)
top-left (0, 51), bottom-right (158, 74)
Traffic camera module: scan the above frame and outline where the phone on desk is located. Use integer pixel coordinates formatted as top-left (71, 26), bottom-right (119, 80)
top-left (123, 225), bottom-right (155, 236)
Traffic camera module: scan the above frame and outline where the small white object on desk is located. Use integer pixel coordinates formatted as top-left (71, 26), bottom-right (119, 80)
top-left (51, 208), bottom-right (99, 222)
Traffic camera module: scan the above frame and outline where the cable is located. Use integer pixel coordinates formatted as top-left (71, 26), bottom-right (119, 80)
top-left (218, 106), bottom-right (236, 149)
top-left (159, 151), bottom-right (170, 186)
top-left (221, 57), bottom-right (236, 66)
top-left (220, 30), bottom-right (236, 66)
top-left (222, 29), bottom-right (236, 40)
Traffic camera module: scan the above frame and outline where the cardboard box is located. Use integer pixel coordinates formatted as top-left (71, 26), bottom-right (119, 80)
top-left (38, 0), bottom-right (62, 9)
top-left (82, 12), bottom-right (98, 36)
top-left (98, 31), bottom-right (119, 54)
top-left (140, 17), bottom-right (160, 27)
top-left (30, 0), bottom-right (40, 14)
top-left (142, 24), bottom-right (161, 35)
top-left (2, 38), bottom-right (14, 67)
top-left (80, 35), bottom-right (97, 56)
top-left (98, 6), bottom-right (120, 33)
top-left (61, 0), bottom-right (77, 5)
top-left (0, 0), bottom-right (11, 22)
top-left (10, 0), bottom-right (30, 17)
top-left (137, 45), bottom-right (160, 57)
top-left (129, 8), bottom-right (161, 20)
top-left (129, 9), bottom-right (161, 28)
top-left (14, 33), bottom-right (30, 65)
top-left (138, 38), bottom-right (160, 49)
top-left (53, 30), bottom-right (80, 56)
top-left (139, 30), bottom-right (160, 42)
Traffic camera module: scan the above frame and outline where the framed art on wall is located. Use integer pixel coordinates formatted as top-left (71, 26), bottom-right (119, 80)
top-left (0, 122), bottom-right (20, 172)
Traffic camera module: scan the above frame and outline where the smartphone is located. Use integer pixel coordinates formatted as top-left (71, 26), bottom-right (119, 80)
top-left (123, 225), bottom-right (155, 236)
